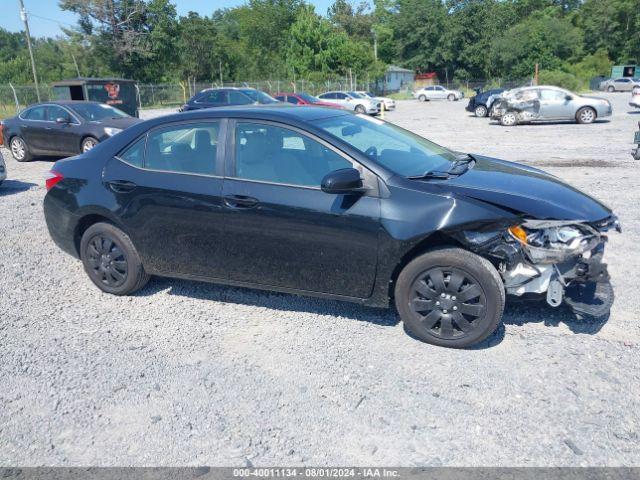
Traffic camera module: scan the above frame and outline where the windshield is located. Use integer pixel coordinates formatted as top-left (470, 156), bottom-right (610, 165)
top-left (71, 103), bottom-right (129, 121)
top-left (312, 114), bottom-right (459, 177)
top-left (298, 92), bottom-right (320, 103)
top-left (240, 89), bottom-right (279, 104)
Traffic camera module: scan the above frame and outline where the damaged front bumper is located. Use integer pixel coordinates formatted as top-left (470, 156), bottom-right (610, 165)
top-left (458, 216), bottom-right (621, 317)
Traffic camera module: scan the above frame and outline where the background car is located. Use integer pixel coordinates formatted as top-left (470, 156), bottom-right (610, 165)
top-left (630, 86), bottom-right (640, 109)
top-left (273, 92), bottom-right (343, 109)
top-left (466, 88), bottom-right (505, 117)
top-left (181, 87), bottom-right (280, 111)
top-left (2, 101), bottom-right (141, 162)
top-left (414, 85), bottom-right (464, 101)
top-left (490, 86), bottom-right (612, 126)
top-left (317, 91), bottom-right (379, 114)
top-left (356, 91), bottom-right (396, 111)
top-left (600, 78), bottom-right (640, 92)
top-left (0, 150), bottom-right (6, 186)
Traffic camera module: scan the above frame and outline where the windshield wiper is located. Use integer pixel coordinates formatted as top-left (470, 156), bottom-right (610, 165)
top-left (407, 170), bottom-right (451, 180)
top-left (408, 154), bottom-right (476, 180)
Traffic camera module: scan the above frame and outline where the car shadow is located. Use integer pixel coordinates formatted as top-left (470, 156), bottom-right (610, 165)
top-left (0, 179), bottom-right (38, 197)
top-left (135, 277), bottom-right (609, 347)
top-left (627, 110), bottom-right (640, 114)
top-left (135, 276), bottom-right (398, 327)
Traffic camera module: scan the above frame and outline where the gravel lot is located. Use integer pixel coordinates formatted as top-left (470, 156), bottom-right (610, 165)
top-left (1, 92), bottom-right (639, 467)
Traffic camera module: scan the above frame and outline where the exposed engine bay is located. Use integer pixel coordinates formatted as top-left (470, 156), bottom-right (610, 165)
top-left (455, 216), bottom-right (621, 317)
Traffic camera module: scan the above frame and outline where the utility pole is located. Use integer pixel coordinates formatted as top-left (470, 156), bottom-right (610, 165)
top-left (19, 0), bottom-right (40, 102)
top-left (372, 29), bottom-right (378, 61)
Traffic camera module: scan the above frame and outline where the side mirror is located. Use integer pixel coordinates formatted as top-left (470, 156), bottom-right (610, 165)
top-left (56, 116), bottom-right (70, 124)
top-left (565, 95), bottom-right (573, 101)
top-left (321, 168), bottom-right (366, 195)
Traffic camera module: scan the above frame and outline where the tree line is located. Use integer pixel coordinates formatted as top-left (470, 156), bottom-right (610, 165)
top-left (0, 0), bottom-right (638, 89)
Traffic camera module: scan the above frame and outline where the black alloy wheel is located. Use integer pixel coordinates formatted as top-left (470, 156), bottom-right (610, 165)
top-left (408, 267), bottom-right (485, 340)
top-left (395, 248), bottom-right (505, 348)
top-left (85, 234), bottom-right (129, 289)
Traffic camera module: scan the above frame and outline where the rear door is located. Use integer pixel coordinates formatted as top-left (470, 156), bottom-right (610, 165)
top-left (103, 120), bottom-right (227, 278)
top-left (19, 106), bottom-right (49, 152)
top-left (220, 120), bottom-right (380, 298)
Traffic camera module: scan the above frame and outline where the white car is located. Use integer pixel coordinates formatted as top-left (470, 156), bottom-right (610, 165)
top-left (600, 77), bottom-right (640, 92)
top-left (356, 91), bottom-right (396, 111)
top-left (630, 86), bottom-right (640, 109)
top-left (0, 150), bottom-right (6, 186)
top-left (414, 85), bottom-right (464, 102)
top-left (317, 91), bottom-right (379, 114)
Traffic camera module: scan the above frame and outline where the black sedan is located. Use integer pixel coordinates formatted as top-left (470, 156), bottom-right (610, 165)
top-left (2, 100), bottom-right (141, 162)
top-left (466, 88), bottom-right (505, 117)
top-left (43, 106), bottom-right (619, 348)
top-left (180, 87), bottom-right (280, 111)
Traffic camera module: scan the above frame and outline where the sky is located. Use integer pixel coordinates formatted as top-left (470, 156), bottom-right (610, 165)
top-left (1, 0), bottom-right (336, 38)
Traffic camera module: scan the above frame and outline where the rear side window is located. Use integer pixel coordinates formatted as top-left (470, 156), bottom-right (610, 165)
top-left (119, 137), bottom-right (145, 167)
top-left (145, 122), bottom-right (220, 175)
top-left (198, 91), bottom-right (227, 104)
top-left (22, 106), bottom-right (47, 120)
top-left (286, 96), bottom-right (300, 104)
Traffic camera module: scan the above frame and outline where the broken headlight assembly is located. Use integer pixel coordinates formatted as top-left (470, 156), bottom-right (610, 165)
top-left (507, 220), bottom-right (601, 264)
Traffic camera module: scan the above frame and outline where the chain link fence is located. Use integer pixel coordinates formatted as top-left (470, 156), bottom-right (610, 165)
top-left (1, 78), bottom-right (532, 118)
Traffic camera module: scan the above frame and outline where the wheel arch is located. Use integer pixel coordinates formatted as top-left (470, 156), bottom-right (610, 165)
top-left (73, 208), bottom-right (128, 256)
top-left (387, 232), bottom-right (464, 301)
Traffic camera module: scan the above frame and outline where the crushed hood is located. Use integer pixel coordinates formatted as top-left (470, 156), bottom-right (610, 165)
top-left (441, 156), bottom-right (612, 222)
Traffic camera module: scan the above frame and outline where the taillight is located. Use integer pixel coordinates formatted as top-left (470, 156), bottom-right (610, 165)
top-left (45, 170), bottom-right (64, 191)
top-left (0, 123), bottom-right (4, 147)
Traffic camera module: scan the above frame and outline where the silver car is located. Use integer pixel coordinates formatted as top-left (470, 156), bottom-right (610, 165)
top-left (317, 91), bottom-right (379, 114)
top-left (600, 77), bottom-right (640, 92)
top-left (490, 86), bottom-right (612, 126)
top-left (413, 85), bottom-right (464, 101)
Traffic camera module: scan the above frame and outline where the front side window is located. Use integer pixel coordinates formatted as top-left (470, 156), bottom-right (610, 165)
top-left (145, 122), bottom-right (220, 175)
top-left (228, 91), bottom-right (254, 105)
top-left (47, 106), bottom-right (73, 122)
top-left (199, 91), bottom-right (227, 104)
top-left (312, 114), bottom-right (458, 177)
top-left (235, 122), bottom-right (352, 187)
top-left (539, 89), bottom-right (566, 101)
top-left (286, 96), bottom-right (300, 104)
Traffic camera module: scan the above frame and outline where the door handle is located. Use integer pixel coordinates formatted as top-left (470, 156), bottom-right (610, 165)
top-left (107, 180), bottom-right (137, 193)
top-left (223, 195), bottom-right (259, 209)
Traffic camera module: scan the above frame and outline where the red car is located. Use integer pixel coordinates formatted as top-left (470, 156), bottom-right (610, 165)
top-left (274, 92), bottom-right (343, 109)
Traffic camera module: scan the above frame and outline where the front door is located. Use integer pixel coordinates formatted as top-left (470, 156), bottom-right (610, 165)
top-left (221, 120), bottom-right (380, 298)
top-left (103, 120), bottom-right (227, 278)
top-left (46, 105), bottom-right (81, 155)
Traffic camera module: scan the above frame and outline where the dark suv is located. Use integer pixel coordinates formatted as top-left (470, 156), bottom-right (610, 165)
top-left (43, 106), bottom-right (619, 348)
top-left (466, 88), bottom-right (505, 117)
top-left (180, 87), bottom-right (280, 111)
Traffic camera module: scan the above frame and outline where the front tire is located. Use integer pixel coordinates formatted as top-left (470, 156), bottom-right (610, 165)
top-left (10, 136), bottom-right (31, 162)
top-left (394, 248), bottom-right (505, 348)
top-left (354, 104), bottom-right (366, 114)
top-left (80, 222), bottom-right (150, 295)
top-left (447, 94), bottom-right (456, 101)
top-left (576, 107), bottom-right (596, 124)
top-left (81, 136), bottom-right (99, 153)
top-left (474, 105), bottom-right (488, 117)
top-left (500, 111), bottom-right (518, 126)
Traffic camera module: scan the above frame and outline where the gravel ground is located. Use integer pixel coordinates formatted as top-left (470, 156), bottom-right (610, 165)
top-left (1, 92), bottom-right (639, 467)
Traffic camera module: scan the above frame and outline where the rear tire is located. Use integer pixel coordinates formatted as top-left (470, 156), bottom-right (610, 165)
top-left (10, 136), bottom-right (31, 162)
top-left (500, 111), bottom-right (518, 126)
top-left (474, 105), bottom-right (488, 117)
top-left (81, 136), bottom-right (99, 153)
top-left (607, 86), bottom-right (615, 92)
top-left (394, 248), bottom-right (505, 348)
top-left (576, 107), bottom-right (596, 124)
top-left (80, 222), bottom-right (150, 296)
top-left (418, 95), bottom-right (427, 102)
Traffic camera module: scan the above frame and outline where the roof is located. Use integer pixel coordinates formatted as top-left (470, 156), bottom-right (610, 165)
top-left (156, 104), bottom-right (350, 125)
top-left (27, 100), bottom-right (105, 107)
top-left (52, 78), bottom-right (136, 86)
top-left (386, 65), bottom-right (414, 73)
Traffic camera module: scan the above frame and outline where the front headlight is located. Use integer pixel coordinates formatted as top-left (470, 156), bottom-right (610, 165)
top-left (104, 127), bottom-right (123, 137)
top-left (508, 221), bottom-right (601, 263)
